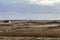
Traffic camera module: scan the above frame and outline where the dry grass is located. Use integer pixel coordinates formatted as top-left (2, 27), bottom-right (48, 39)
top-left (0, 37), bottom-right (60, 40)
top-left (0, 20), bottom-right (60, 40)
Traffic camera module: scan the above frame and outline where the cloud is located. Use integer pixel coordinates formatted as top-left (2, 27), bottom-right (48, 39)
top-left (0, 0), bottom-right (60, 14)
top-left (28, 0), bottom-right (60, 6)
top-left (0, 12), bottom-right (60, 20)
top-left (0, 0), bottom-right (60, 20)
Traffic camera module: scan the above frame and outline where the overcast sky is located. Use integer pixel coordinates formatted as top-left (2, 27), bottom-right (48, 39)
top-left (0, 0), bottom-right (60, 20)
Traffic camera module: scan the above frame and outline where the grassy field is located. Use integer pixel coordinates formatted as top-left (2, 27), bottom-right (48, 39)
top-left (0, 20), bottom-right (60, 40)
top-left (0, 20), bottom-right (60, 32)
top-left (0, 37), bottom-right (60, 40)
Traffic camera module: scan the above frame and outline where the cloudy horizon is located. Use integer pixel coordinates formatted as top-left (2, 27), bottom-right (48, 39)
top-left (0, 0), bottom-right (60, 20)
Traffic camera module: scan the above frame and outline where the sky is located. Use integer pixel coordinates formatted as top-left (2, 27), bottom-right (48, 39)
top-left (0, 0), bottom-right (60, 20)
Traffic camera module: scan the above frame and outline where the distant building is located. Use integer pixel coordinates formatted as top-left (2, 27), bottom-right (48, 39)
top-left (4, 20), bottom-right (11, 23)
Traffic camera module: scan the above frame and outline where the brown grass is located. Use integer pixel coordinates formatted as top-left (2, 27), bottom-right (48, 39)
top-left (0, 30), bottom-right (60, 37)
